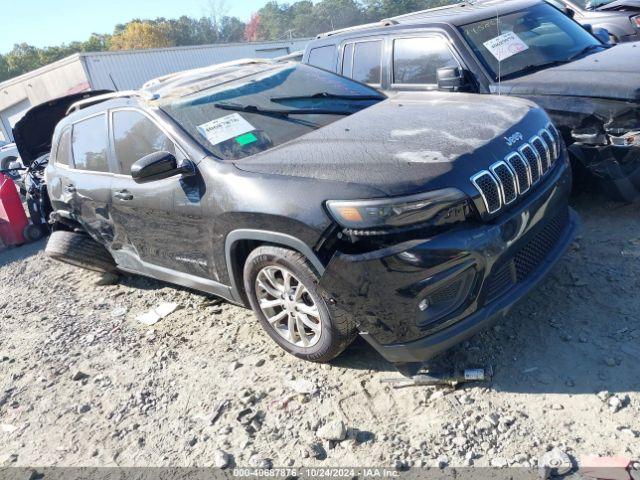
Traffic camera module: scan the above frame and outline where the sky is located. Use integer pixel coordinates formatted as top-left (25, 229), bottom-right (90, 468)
top-left (0, 0), bottom-right (269, 54)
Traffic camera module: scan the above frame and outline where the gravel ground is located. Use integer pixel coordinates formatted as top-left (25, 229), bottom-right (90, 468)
top-left (0, 192), bottom-right (639, 470)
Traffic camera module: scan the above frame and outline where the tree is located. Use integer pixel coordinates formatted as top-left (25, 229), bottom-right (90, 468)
top-left (109, 22), bottom-right (173, 51)
top-left (219, 16), bottom-right (246, 43)
top-left (245, 13), bottom-right (261, 42)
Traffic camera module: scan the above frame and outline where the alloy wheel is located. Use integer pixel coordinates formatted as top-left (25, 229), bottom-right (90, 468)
top-left (255, 265), bottom-right (322, 348)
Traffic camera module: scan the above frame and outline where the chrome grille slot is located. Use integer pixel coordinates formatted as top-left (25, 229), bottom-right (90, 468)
top-left (472, 171), bottom-right (502, 214)
top-left (520, 144), bottom-right (541, 184)
top-left (491, 161), bottom-right (518, 205)
top-left (506, 152), bottom-right (531, 194)
top-left (532, 136), bottom-right (551, 173)
top-left (540, 129), bottom-right (557, 163)
top-left (548, 123), bottom-right (561, 154)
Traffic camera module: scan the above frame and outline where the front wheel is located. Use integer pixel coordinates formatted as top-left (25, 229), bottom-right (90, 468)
top-left (243, 246), bottom-right (356, 363)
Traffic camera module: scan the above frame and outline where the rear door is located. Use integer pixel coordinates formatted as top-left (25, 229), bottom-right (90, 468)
top-left (66, 113), bottom-right (115, 244)
top-left (107, 108), bottom-right (210, 278)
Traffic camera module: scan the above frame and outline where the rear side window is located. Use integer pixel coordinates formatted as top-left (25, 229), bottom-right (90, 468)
top-left (54, 128), bottom-right (72, 166)
top-left (308, 46), bottom-right (337, 71)
top-left (112, 110), bottom-right (176, 175)
top-left (71, 114), bottom-right (109, 172)
top-left (342, 40), bottom-right (382, 85)
top-left (393, 37), bottom-right (460, 85)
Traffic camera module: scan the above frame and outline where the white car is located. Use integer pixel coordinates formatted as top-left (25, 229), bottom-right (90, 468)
top-left (0, 143), bottom-right (20, 170)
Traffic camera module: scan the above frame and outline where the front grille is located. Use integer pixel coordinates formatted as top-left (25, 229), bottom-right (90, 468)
top-left (472, 123), bottom-right (561, 217)
top-left (484, 262), bottom-right (515, 303)
top-left (514, 207), bottom-right (569, 282)
top-left (484, 207), bottom-right (569, 303)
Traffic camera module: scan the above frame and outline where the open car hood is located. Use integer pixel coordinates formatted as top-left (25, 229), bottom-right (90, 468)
top-left (596, 0), bottom-right (640, 11)
top-left (495, 43), bottom-right (640, 101)
top-left (13, 90), bottom-right (112, 166)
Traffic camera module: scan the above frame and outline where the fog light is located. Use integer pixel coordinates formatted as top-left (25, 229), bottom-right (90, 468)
top-left (418, 299), bottom-right (430, 312)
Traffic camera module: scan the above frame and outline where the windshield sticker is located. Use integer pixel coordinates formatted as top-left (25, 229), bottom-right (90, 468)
top-left (235, 132), bottom-right (258, 146)
top-left (197, 113), bottom-right (256, 146)
top-left (483, 31), bottom-right (529, 62)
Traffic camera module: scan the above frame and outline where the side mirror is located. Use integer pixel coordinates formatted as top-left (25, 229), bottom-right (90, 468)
top-left (131, 151), bottom-right (193, 184)
top-left (563, 7), bottom-right (575, 19)
top-left (437, 67), bottom-right (469, 92)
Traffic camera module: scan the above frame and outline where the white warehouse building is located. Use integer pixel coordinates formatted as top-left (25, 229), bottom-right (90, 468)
top-left (0, 39), bottom-right (309, 141)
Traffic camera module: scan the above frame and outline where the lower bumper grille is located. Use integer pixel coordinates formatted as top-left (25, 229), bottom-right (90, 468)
top-left (485, 207), bottom-right (569, 303)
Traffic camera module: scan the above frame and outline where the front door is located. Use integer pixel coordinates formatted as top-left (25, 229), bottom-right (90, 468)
top-left (108, 108), bottom-right (210, 278)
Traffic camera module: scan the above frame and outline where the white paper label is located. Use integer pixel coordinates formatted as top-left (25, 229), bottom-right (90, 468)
top-left (483, 31), bottom-right (529, 62)
top-left (197, 113), bottom-right (255, 146)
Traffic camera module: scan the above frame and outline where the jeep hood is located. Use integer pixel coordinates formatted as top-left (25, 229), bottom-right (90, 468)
top-left (494, 43), bottom-right (640, 101)
top-left (13, 90), bottom-right (112, 166)
top-left (233, 92), bottom-right (551, 197)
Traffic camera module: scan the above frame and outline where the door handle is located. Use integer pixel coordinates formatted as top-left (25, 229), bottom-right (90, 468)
top-left (64, 185), bottom-right (76, 193)
top-left (114, 190), bottom-right (134, 201)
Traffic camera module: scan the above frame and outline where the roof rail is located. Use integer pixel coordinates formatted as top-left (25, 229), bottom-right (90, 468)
top-left (142, 58), bottom-right (270, 90)
top-left (316, 18), bottom-right (399, 39)
top-left (389, 2), bottom-right (468, 21)
top-left (66, 90), bottom-right (158, 114)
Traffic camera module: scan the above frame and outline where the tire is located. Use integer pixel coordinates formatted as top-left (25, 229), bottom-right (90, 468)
top-left (23, 224), bottom-right (47, 242)
top-left (243, 246), bottom-right (357, 363)
top-left (45, 230), bottom-right (117, 273)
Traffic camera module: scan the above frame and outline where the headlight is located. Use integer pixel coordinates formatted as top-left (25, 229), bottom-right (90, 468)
top-left (632, 15), bottom-right (640, 29)
top-left (326, 188), bottom-right (469, 230)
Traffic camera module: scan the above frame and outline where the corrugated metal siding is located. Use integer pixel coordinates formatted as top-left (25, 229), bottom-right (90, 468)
top-left (0, 56), bottom-right (89, 140)
top-left (84, 40), bottom-right (310, 90)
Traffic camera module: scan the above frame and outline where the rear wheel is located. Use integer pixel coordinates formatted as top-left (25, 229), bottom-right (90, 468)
top-left (46, 230), bottom-right (117, 273)
top-left (243, 246), bottom-right (357, 363)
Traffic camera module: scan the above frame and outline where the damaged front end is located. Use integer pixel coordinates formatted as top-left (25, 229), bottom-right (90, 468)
top-left (551, 97), bottom-right (640, 202)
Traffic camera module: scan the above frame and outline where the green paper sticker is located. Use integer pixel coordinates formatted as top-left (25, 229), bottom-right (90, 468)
top-left (235, 132), bottom-right (258, 146)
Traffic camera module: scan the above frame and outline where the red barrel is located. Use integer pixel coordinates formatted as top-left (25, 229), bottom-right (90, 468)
top-left (0, 173), bottom-right (28, 246)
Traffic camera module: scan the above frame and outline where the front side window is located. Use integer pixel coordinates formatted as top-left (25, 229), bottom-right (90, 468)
top-left (55, 128), bottom-right (72, 166)
top-left (308, 45), bottom-right (337, 71)
top-left (459, 3), bottom-right (603, 80)
top-left (71, 114), bottom-right (109, 172)
top-left (393, 37), bottom-right (460, 85)
top-left (112, 110), bottom-right (176, 175)
top-left (160, 63), bottom-right (385, 161)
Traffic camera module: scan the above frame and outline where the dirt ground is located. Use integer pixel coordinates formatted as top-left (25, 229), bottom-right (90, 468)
top-left (1, 192), bottom-right (639, 470)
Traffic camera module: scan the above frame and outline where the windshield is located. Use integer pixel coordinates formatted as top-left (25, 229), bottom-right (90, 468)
top-left (159, 63), bottom-right (384, 160)
top-left (459, 3), bottom-right (602, 80)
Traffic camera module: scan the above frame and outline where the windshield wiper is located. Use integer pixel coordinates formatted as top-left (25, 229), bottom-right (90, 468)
top-left (270, 92), bottom-right (383, 103)
top-left (567, 44), bottom-right (606, 61)
top-left (503, 60), bottom-right (570, 79)
top-left (214, 102), bottom-right (354, 116)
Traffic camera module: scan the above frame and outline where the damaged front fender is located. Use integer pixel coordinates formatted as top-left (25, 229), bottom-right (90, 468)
top-left (525, 95), bottom-right (640, 201)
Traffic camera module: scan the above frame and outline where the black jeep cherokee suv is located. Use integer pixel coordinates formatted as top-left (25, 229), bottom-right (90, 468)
top-left (17, 61), bottom-right (577, 366)
top-left (303, 0), bottom-right (640, 202)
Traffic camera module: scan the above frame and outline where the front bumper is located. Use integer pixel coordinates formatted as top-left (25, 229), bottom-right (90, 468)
top-left (319, 159), bottom-right (577, 364)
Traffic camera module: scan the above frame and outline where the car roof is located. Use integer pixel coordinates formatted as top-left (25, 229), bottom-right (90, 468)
top-left (315, 0), bottom-right (542, 39)
top-left (64, 60), bottom-right (293, 118)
